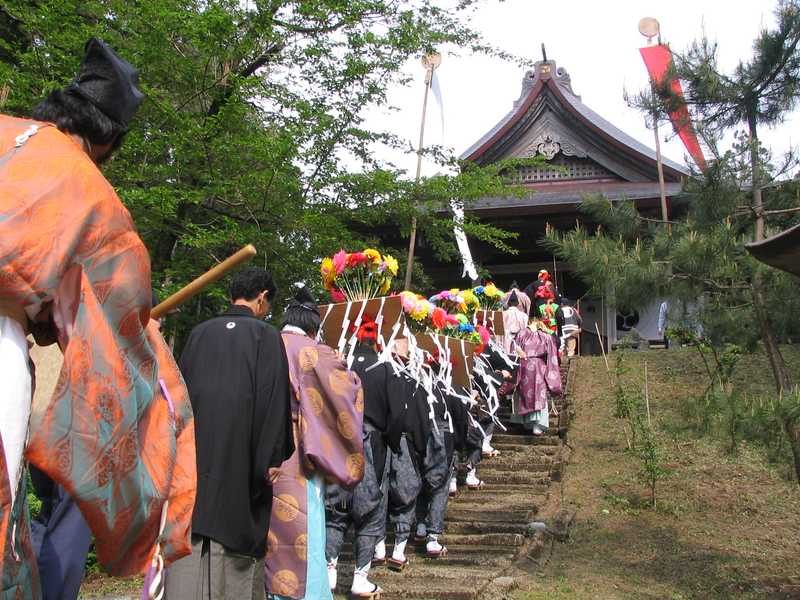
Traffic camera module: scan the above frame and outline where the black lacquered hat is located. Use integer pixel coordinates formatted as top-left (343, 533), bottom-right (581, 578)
top-left (68, 38), bottom-right (144, 127)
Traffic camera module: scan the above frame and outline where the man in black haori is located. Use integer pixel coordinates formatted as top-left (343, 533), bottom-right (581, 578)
top-left (166, 267), bottom-right (294, 600)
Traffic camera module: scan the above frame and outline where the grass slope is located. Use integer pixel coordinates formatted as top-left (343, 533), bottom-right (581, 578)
top-left (516, 347), bottom-right (800, 600)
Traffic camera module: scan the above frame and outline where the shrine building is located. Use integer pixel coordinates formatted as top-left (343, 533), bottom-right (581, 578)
top-left (420, 57), bottom-right (690, 351)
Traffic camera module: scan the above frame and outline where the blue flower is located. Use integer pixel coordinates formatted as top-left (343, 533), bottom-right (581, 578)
top-left (458, 323), bottom-right (475, 333)
top-left (474, 286), bottom-right (485, 294)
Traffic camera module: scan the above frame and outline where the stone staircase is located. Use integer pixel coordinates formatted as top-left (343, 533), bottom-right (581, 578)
top-left (334, 360), bottom-right (575, 599)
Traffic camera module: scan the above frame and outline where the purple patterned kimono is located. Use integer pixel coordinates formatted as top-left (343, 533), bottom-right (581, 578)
top-left (515, 327), bottom-right (562, 416)
top-left (265, 332), bottom-right (364, 599)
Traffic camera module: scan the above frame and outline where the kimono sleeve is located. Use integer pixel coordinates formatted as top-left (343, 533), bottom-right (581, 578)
top-left (386, 370), bottom-right (410, 454)
top-left (144, 322), bottom-right (196, 565)
top-left (252, 327), bottom-right (294, 498)
top-left (544, 334), bottom-right (563, 395)
top-left (298, 345), bottom-right (364, 489)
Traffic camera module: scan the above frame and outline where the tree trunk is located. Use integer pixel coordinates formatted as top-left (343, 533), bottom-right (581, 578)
top-left (748, 114), bottom-right (794, 394)
top-left (748, 113), bottom-right (765, 242)
top-left (784, 418), bottom-right (800, 484)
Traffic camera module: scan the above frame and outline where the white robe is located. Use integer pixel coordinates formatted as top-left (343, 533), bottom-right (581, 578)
top-left (0, 316), bottom-right (31, 507)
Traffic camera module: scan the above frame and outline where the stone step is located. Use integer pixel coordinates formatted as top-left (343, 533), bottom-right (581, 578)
top-left (445, 507), bottom-right (534, 522)
top-left (337, 544), bottom-right (516, 568)
top-left (479, 469), bottom-right (552, 485)
top-left (443, 520), bottom-right (529, 535)
top-left (491, 433), bottom-right (560, 445)
top-left (451, 483), bottom-right (550, 497)
top-left (480, 457), bottom-right (559, 471)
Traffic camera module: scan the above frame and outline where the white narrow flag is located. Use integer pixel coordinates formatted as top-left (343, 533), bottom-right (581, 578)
top-left (430, 69), bottom-right (478, 283)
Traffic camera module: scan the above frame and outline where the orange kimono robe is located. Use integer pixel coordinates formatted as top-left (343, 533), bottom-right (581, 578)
top-left (0, 115), bottom-right (195, 590)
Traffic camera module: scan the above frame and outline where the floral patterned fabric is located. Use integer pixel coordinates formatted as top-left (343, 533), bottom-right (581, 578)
top-left (514, 327), bottom-right (561, 415)
top-left (265, 332), bottom-right (363, 599)
top-left (0, 114), bottom-right (195, 583)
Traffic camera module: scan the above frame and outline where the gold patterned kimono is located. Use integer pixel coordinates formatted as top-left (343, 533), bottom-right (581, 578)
top-left (265, 331), bottom-right (364, 599)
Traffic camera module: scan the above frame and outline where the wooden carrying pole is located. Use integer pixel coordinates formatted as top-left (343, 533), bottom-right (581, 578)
top-left (151, 244), bottom-right (257, 319)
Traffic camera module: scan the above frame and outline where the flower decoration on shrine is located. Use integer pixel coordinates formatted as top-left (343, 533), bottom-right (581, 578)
top-left (399, 291), bottom-right (437, 332)
top-left (472, 283), bottom-right (505, 310)
top-left (430, 288), bottom-right (479, 318)
top-left (321, 248), bottom-right (398, 301)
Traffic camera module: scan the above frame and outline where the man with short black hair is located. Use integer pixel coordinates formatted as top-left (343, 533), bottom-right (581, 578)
top-left (166, 267), bottom-right (293, 600)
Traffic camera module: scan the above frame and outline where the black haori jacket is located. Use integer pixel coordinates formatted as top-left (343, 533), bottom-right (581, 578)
top-left (179, 305), bottom-right (294, 558)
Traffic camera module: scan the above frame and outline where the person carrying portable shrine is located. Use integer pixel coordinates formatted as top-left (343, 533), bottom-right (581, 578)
top-left (372, 338), bottom-right (431, 572)
top-left (0, 38), bottom-right (195, 596)
top-left (511, 313), bottom-right (562, 436)
top-left (414, 359), bottom-right (469, 558)
top-left (472, 332), bottom-right (515, 460)
top-left (325, 318), bottom-right (396, 599)
top-left (264, 285), bottom-right (364, 600)
top-left (450, 329), bottom-right (500, 495)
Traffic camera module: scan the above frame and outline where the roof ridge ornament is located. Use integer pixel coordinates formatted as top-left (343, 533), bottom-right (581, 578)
top-left (514, 57), bottom-right (579, 108)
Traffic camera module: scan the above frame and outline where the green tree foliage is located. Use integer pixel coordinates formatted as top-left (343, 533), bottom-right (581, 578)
top-left (0, 0), bottom-right (529, 346)
top-left (631, 0), bottom-right (800, 392)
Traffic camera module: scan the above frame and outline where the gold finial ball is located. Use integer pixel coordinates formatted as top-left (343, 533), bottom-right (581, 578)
top-left (638, 17), bottom-right (660, 40)
top-left (422, 52), bottom-right (442, 71)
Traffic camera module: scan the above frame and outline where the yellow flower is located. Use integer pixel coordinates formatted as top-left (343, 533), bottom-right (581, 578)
top-left (320, 257), bottom-right (336, 289)
top-left (411, 299), bottom-right (430, 321)
top-left (484, 283), bottom-right (501, 297)
top-left (379, 278), bottom-right (391, 295)
top-left (462, 289), bottom-right (479, 307)
top-left (364, 248), bottom-right (382, 265)
top-left (384, 254), bottom-right (399, 276)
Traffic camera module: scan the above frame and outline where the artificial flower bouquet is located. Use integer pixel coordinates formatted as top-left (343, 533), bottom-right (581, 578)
top-left (399, 291), bottom-right (459, 334)
top-left (320, 248), bottom-right (399, 302)
top-left (429, 288), bottom-right (480, 318)
top-left (472, 283), bottom-right (505, 310)
top-left (442, 313), bottom-right (482, 344)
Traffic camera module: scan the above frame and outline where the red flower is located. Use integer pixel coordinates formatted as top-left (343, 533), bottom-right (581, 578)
top-left (356, 316), bottom-right (379, 342)
top-left (431, 307), bottom-right (448, 330)
top-left (330, 288), bottom-right (346, 303)
top-left (346, 252), bottom-right (368, 267)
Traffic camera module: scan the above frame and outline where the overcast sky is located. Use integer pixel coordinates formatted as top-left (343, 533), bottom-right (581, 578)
top-left (364, 0), bottom-right (796, 177)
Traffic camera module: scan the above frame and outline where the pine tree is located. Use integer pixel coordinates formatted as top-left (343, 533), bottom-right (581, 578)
top-left (663, 0), bottom-right (800, 392)
top-left (543, 1), bottom-right (800, 481)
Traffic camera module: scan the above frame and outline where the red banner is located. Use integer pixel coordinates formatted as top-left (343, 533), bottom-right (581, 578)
top-left (639, 44), bottom-right (707, 171)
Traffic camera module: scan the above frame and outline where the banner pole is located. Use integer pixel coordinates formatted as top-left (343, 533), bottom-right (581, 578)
top-left (404, 53), bottom-right (441, 290)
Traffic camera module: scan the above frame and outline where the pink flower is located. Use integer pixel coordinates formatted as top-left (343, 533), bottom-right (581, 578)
top-left (400, 292), bottom-right (417, 312)
top-left (332, 250), bottom-right (348, 275)
top-left (477, 325), bottom-right (491, 345)
top-left (330, 288), bottom-right (346, 303)
top-left (445, 314), bottom-right (460, 326)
